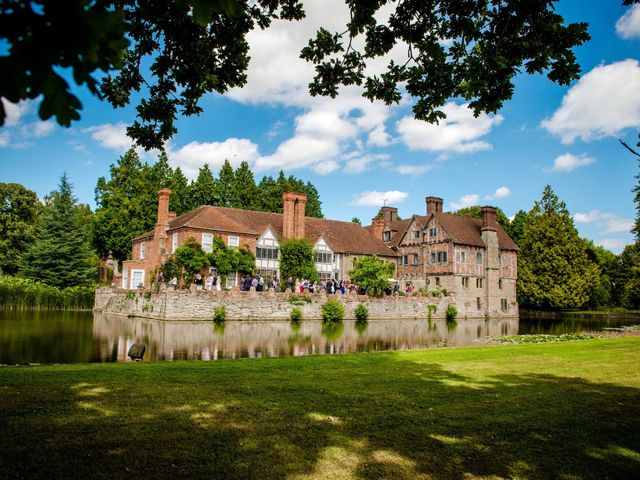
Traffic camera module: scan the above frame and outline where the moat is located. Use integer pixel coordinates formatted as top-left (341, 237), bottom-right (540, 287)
top-left (1, 310), bottom-right (637, 365)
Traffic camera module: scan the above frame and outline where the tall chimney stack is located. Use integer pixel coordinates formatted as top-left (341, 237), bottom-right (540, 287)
top-left (157, 189), bottom-right (172, 227)
top-left (282, 192), bottom-right (307, 239)
top-left (481, 206), bottom-right (498, 231)
top-left (426, 196), bottom-right (443, 215)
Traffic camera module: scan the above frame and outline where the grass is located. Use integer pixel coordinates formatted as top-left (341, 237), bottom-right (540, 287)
top-left (1, 339), bottom-right (640, 479)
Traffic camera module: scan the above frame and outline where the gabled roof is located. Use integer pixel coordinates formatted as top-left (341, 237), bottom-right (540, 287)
top-left (134, 205), bottom-right (397, 257)
top-left (388, 217), bottom-right (422, 247)
top-left (388, 212), bottom-right (518, 251)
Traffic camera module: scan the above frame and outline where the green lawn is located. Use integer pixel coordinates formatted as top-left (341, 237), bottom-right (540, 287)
top-left (1, 339), bottom-right (639, 479)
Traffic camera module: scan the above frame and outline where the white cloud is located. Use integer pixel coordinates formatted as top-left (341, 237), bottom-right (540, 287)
top-left (168, 138), bottom-right (260, 179)
top-left (343, 153), bottom-right (390, 174)
top-left (31, 121), bottom-right (55, 137)
top-left (616, 4), bottom-right (640, 39)
top-left (1, 99), bottom-right (30, 127)
top-left (450, 194), bottom-right (480, 210)
top-left (545, 153), bottom-right (596, 173)
top-left (83, 123), bottom-right (133, 152)
top-left (396, 164), bottom-right (433, 176)
top-left (541, 60), bottom-right (640, 143)
top-left (485, 186), bottom-right (511, 200)
top-left (0, 131), bottom-right (9, 147)
top-left (367, 124), bottom-right (391, 147)
top-left (396, 102), bottom-right (503, 156)
top-left (573, 210), bottom-right (634, 234)
top-left (597, 238), bottom-right (627, 252)
top-left (352, 190), bottom-right (408, 207)
top-left (312, 160), bottom-right (341, 175)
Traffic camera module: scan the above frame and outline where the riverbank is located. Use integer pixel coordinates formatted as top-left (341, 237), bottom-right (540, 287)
top-left (1, 338), bottom-right (639, 479)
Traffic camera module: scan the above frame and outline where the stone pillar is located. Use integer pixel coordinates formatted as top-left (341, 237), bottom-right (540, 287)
top-left (481, 206), bottom-right (499, 318)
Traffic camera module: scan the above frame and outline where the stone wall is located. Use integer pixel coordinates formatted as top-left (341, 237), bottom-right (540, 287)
top-left (94, 286), bottom-right (517, 321)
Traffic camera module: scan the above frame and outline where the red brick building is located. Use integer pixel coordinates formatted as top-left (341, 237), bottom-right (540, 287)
top-left (366, 196), bottom-right (519, 317)
top-left (121, 190), bottom-right (397, 289)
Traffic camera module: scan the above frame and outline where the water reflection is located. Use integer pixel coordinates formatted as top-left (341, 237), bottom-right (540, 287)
top-left (91, 314), bottom-right (519, 362)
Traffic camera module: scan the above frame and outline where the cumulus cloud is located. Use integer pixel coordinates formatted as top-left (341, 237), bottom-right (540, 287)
top-left (573, 210), bottom-right (634, 234)
top-left (597, 238), bottom-right (627, 252)
top-left (1, 99), bottom-right (30, 127)
top-left (0, 131), bottom-right (9, 147)
top-left (616, 4), bottom-right (640, 39)
top-left (367, 124), bottom-right (391, 147)
top-left (450, 194), bottom-right (480, 210)
top-left (396, 164), bottom-right (433, 176)
top-left (168, 138), bottom-right (260, 178)
top-left (31, 121), bottom-right (55, 137)
top-left (541, 60), bottom-right (640, 143)
top-left (545, 153), bottom-right (596, 173)
top-left (485, 186), bottom-right (511, 200)
top-left (343, 153), bottom-right (391, 174)
top-left (83, 123), bottom-right (133, 152)
top-left (396, 102), bottom-right (503, 156)
top-left (352, 190), bottom-right (408, 207)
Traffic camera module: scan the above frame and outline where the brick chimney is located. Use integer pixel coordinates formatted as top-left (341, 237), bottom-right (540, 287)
top-left (282, 192), bottom-right (307, 239)
top-left (157, 189), bottom-right (172, 227)
top-left (481, 206), bottom-right (498, 231)
top-left (380, 206), bottom-right (398, 224)
top-left (426, 196), bottom-right (443, 214)
top-left (371, 217), bottom-right (385, 241)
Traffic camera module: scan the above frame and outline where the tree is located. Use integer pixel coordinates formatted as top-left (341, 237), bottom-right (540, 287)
top-left (173, 237), bottom-right (210, 284)
top-left (507, 210), bottom-right (529, 246)
top-left (517, 186), bottom-right (599, 309)
top-left (634, 156), bottom-right (640, 242)
top-left (279, 238), bottom-right (318, 282)
top-left (454, 206), bottom-right (510, 231)
top-left (611, 243), bottom-right (640, 309)
top-left (189, 164), bottom-right (217, 208)
top-left (214, 160), bottom-right (236, 207)
top-left (583, 239), bottom-right (616, 308)
top-left (349, 255), bottom-right (395, 295)
top-left (256, 170), bottom-right (323, 218)
top-left (21, 174), bottom-right (97, 288)
top-left (232, 160), bottom-right (258, 209)
top-left (1, 0), bottom-right (596, 150)
top-left (0, 183), bottom-right (42, 275)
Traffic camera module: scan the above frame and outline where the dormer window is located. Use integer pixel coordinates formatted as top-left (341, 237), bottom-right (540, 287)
top-left (413, 231), bottom-right (420, 240)
top-left (429, 228), bottom-right (437, 237)
top-left (383, 231), bottom-right (391, 241)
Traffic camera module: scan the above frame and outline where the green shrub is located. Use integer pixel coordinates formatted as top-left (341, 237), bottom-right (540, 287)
top-left (445, 304), bottom-right (458, 321)
top-left (290, 307), bottom-right (303, 322)
top-left (442, 288), bottom-right (449, 296)
top-left (213, 305), bottom-right (226, 322)
top-left (354, 303), bottom-right (369, 321)
top-left (431, 287), bottom-right (441, 297)
top-left (427, 304), bottom-right (437, 321)
top-left (322, 299), bottom-right (345, 323)
top-left (0, 275), bottom-right (95, 310)
top-left (288, 294), bottom-right (312, 305)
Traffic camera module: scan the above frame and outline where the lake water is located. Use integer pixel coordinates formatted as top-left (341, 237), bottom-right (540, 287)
top-left (0, 310), bottom-right (638, 364)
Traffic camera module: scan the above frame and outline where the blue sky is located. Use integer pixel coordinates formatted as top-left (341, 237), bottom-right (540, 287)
top-left (1, 0), bottom-right (639, 253)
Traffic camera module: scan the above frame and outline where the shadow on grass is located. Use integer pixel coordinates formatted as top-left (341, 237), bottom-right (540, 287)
top-left (1, 351), bottom-right (640, 479)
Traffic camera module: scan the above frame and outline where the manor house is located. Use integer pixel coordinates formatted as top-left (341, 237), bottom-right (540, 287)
top-left (122, 189), bottom-right (396, 289)
top-left (366, 196), bottom-right (519, 316)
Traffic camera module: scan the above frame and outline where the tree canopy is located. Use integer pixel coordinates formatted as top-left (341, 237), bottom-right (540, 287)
top-left (517, 186), bottom-right (599, 309)
top-left (21, 174), bottom-right (96, 288)
top-left (1, 0), bottom-right (602, 149)
top-left (454, 206), bottom-right (510, 231)
top-left (0, 183), bottom-right (42, 275)
top-left (279, 238), bottom-right (317, 283)
top-left (349, 255), bottom-right (395, 295)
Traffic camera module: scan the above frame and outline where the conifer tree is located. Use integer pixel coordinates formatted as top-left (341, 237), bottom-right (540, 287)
top-left (507, 210), bottom-right (529, 246)
top-left (170, 167), bottom-right (190, 214)
top-left (214, 160), bottom-right (235, 207)
top-left (232, 160), bottom-right (258, 209)
top-left (518, 186), bottom-right (599, 309)
top-left (189, 164), bottom-right (217, 207)
top-left (22, 174), bottom-right (97, 288)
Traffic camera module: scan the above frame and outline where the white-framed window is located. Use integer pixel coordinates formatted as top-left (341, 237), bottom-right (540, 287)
top-left (228, 236), bottom-right (239, 247)
top-left (402, 254), bottom-right (409, 265)
top-left (429, 228), bottom-right (437, 237)
top-left (412, 253), bottom-right (419, 265)
top-left (431, 252), bottom-right (436, 264)
top-left (413, 231), bottom-right (420, 240)
top-left (122, 268), bottom-right (129, 289)
top-left (226, 271), bottom-right (238, 288)
top-left (140, 242), bottom-right (145, 260)
top-left (131, 269), bottom-right (145, 289)
top-left (476, 252), bottom-right (483, 265)
top-left (202, 233), bottom-right (213, 252)
top-left (256, 247), bottom-right (279, 260)
top-left (172, 233), bottom-right (178, 253)
top-left (315, 252), bottom-right (333, 264)
top-left (383, 231), bottom-right (391, 241)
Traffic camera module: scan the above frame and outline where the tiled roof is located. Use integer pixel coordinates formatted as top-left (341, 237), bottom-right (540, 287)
top-left (387, 212), bottom-right (518, 251)
top-left (135, 205), bottom-right (397, 257)
top-left (434, 213), bottom-right (518, 251)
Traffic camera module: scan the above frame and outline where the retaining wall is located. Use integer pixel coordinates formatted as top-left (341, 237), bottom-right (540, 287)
top-left (94, 286), bottom-right (516, 321)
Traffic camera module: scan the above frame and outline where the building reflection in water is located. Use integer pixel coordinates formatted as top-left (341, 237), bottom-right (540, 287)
top-left (92, 314), bottom-right (519, 362)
